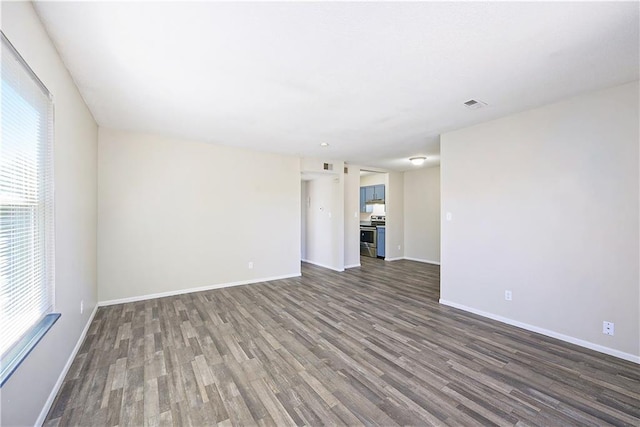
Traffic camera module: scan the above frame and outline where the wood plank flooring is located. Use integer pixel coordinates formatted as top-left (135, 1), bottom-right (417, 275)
top-left (45, 258), bottom-right (640, 426)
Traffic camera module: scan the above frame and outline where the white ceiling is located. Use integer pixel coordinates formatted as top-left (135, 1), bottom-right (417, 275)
top-left (34, 1), bottom-right (639, 171)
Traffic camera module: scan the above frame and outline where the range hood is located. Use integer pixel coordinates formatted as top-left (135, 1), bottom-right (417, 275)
top-left (365, 199), bottom-right (385, 205)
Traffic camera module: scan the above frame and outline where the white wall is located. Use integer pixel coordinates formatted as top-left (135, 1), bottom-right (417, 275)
top-left (302, 167), bottom-right (345, 271)
top-left (332, 163), bottom-right (345, 270)
top-left (344, 165), bottom-right (361, 268)
top-left (98, 128), bottom-right (301, 302)
top-left (441, 81), bottom-right (639, 361)
top-left (304, 178), bottom-right (333, 268)
top-left (385, 172), bottom-right (405, 260)
top-left (404, 166), bottom-right (441, 264)
top-left (1, 3), bottom-right (99, 425)
top-left (360, 173), bottom-right (386, 186)
top-left (301, 181), bottom-right (307, 261)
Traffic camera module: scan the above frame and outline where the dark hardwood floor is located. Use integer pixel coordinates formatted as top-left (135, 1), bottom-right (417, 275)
top-left (45, 257), bottom-right (639, 426)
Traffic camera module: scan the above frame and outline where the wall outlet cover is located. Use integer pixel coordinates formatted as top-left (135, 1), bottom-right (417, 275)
top-left (603, 321), bottom-right (614, 336)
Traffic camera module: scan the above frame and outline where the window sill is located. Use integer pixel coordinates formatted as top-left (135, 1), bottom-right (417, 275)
top-left (0, 313), bottom-right (61, 387)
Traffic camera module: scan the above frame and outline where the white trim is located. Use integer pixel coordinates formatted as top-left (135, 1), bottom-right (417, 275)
top-left (384, 257), bottom-right (404, 261)
top-left (35, 304), bottom-right (99, 427)
top-left (301, 259), bottom-right (344, 272)
top-left (439, 299), bottom-right (640, 364)
top-left (403, 257), bottom-right (441, 266)
top-left (344, 263), bottom-right (361, 269)
top-left (99, 273), bottom-right (301, 306)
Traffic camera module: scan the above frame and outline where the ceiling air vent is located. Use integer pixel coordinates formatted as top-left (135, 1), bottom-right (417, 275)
top-left (463, 99), bottom-right (487, 110)
top-left (323, 163), bottom-right (333, 171)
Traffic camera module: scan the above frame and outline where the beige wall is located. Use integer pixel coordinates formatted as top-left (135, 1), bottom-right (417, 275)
top-left (301, 181), bottom-right (307, 261)
top-left (303, 177), bottom-right (336, 269)
top-left (404, 167), bottom-right (440, 264)
top-left (441, 82), bottom-right (639, 360)
top-left (344, 165), bottom-right (361, 268)
top-left (98, 128), bottom-right (301, 302)
top-left (385, 172), bottom-right (405, 260)
top-left (360, 172), bottom-right (386, 186)
top-left (302, 164), bottom-right (345, 271)
top-left (1, 3), bottom-right (99, 425)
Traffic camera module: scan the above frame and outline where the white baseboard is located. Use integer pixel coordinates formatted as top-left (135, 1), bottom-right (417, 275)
top-left (403, 257), bottom-right (441, 266)
top-left (301, 259), bottom-right (344, 272)
top-left (36, 304), bottom-right (99, 426)
top-left (99, 273), bottom-right (301, 306)
top-left (344, 263), bottom-right (361, 269)
top-left (439, 299), bottom-right (640, 364)
top-left (384, 257), bottom-right (404, 261)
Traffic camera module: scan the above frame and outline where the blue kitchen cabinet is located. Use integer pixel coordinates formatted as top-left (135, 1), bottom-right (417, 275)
top-left (374, 185), bottom-right (385, 202)
top-left (377, 226), bottom-right (385, 258)
top-left (364, 184), bottom-right (385, 202)
top-left (360, 184), bottom-right (385, 212)
top-left (364, 186), bottom-right (375, 203)
top-left (361, 185), bottom-right (385, 203)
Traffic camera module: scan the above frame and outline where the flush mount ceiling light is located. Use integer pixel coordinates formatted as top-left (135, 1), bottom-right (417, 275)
top-left (409, 156), bottom-right (427, 166)
top-left (320, 142), bottom-right (329, 147)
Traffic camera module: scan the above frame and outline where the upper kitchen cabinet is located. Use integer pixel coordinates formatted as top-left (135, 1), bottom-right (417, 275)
top-left (364, 186), bottom-right (375, 203)
top-left (364, 184), bottom-right (384, 202)
top-left (360, 184), bottom-right (385, 212)
top-left (373, 185), bottom-right (384, 202)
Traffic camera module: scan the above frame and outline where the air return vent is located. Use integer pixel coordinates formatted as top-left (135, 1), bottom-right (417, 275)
top-left (323, 163), bottom-right (333, 171)
top-left (463, 99), bottom-right (487, 110)
top-left (344, 166), bottom-right (348, 174)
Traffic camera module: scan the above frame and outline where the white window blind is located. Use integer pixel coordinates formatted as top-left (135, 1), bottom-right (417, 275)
top-left (0, 33), bottom-right (55, 362)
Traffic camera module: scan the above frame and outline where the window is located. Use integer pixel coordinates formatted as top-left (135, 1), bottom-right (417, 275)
top-left (0, 32), bottom-right (59, 386)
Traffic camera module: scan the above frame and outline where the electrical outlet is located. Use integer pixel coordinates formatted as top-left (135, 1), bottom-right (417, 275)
top-left (603, 321), bottom-right (614, 336)
top-left (446, 212), bottom-right (452, 221)
top-left (397, 245), bottom-right (401, 250)
top-left (80, 300), bottom-right (84, 314)
top-left (248, 262), bottom-right (253, 269)
top-left (504, 290), bottom-right (512, 301)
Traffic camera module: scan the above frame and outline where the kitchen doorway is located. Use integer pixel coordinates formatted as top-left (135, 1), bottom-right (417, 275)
top-left (359, 170), bottom-right (387, 261)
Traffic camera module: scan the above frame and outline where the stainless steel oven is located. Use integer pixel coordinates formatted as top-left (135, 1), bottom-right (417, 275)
top-left (360, 226), bottom-right (377, 257)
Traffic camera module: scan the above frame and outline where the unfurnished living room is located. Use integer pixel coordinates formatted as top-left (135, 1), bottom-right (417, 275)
top-left (1, 1), bottom-right (639, 426)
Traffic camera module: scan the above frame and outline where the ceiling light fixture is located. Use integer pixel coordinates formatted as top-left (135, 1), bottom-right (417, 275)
top-left (409, 156), bottom-right (427, 166)
top-left (320, 142), bottom-right (329, 147)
